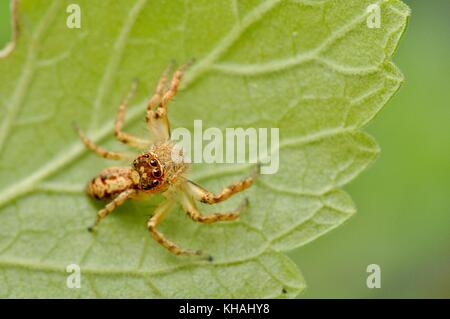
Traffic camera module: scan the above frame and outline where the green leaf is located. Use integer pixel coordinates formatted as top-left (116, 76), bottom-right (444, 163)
top-left (0, 0), bottom-right (409, 298)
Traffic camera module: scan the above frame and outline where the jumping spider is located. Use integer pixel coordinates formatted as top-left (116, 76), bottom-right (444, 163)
top-left (75, 63), bottom-right (257, 258)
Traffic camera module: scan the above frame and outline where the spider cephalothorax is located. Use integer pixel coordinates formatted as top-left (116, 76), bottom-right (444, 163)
top-left (76, 63), bottom-right (257, 257)
top-left (132, 141), bottom-right (188, 193)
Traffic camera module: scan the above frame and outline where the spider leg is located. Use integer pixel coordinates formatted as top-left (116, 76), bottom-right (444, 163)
top-left (146, 62), bottom-right (170, 112)
top-left (160, 61), bottom-right (191, 107)
top-left (147, 198), bottom-right (203, 256)
top-left (146, 64), bottom-right (171, 143)
top-left (88, 188), bottom-right (137, 231)
top-left (114, 79), bottom-right (151, 149)
top-left (146, 62), bottom-right (191, 143)
top-left (184, 166), bottom-right (258, 204)
top-left (179, 189), bottom-right (249, 224)
top-left (74, 123), bottom-right (131, 160)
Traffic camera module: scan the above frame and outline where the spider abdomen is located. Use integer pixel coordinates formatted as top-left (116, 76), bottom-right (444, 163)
top-left (86, 167), bottom-right (137, 199)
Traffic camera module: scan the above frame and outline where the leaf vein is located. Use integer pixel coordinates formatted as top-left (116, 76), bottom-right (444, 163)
top-left (89, 0), bottom-right (148, 130)
top-left (0, 1), bottom-right (62, 152)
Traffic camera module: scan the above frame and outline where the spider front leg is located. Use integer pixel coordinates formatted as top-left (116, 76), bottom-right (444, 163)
top-left (160, 62), bottom-right (189, 107)
top-left (88, 188), bottom-right (137, 231)
top-left (74, 123), bottom-right (131, 160)
top-left (147, 198), bottom-right (204, 256)
top-left (114, 79), bottom-right (151, 149)
top-left (184, 167), bottom-right (258, 204)
top-left (179, 189), bottom-right (249, 224)
top-left (146, 62), bottom-right (191, 143)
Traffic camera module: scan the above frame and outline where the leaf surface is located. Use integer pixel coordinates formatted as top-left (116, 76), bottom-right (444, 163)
top-left (0, 0), bottom-right (409, 297)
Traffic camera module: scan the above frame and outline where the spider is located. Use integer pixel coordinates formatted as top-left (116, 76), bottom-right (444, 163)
top-left (75, 63), bottom-right (257, 258)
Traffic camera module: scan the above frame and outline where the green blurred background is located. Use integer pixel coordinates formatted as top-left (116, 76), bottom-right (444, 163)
top-left (0, 0), bottom-right (448, 298)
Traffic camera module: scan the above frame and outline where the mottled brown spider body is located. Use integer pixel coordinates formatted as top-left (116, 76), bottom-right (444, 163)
top-left (86, 167), bottom-right (137, 200)
top-left (76, 63), bottom-right (257, 257)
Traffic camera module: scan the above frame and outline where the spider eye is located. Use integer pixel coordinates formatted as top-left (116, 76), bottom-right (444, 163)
top-left (152, 168), bottom-right (161, 178)
top-left (150, 159), bottom-right (157, 166)
top-left (142, 180), bottom-right (160, 190)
